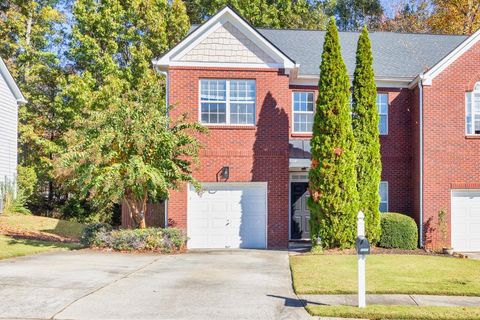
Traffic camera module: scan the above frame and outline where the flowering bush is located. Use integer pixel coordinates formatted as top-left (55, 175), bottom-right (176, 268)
top-left (81, 224), bottom-right (187, 253)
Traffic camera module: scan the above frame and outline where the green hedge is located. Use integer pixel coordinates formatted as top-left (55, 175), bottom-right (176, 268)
top-left (81, 224), bottom-right (187, 253)
top-left (379, 213), bottom-right (418, 250)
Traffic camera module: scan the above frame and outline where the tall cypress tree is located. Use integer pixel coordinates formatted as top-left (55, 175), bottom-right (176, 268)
top-left (308, 17), bottom-right (359, 249)
top-left (352, 27), bottom-right (382, 244)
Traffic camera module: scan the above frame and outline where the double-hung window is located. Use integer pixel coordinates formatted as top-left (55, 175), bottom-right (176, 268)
top-left (200, 79), bottom-right (255, 125)
top-left (466, 82), bottom-right (480, 135)
top-left (293, 92), bottom-right (314, 133)
top-left (379, 181), bottom-right (388, 212)
top-left (377, 93), bottom-right (388, 135)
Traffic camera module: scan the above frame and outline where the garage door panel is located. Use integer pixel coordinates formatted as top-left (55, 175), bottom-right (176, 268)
top-left (452, 190), bottom-right (480, 252)
top-left (188, 183), bottom-right (267, 249)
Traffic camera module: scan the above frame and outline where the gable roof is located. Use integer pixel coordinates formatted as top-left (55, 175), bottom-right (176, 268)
top-left (160, 6), bottom-right (478, 87)
top-left (0, 57), bottom-right (26, 105)
top-left (258, 29), bottom-right (467, 79)
top-left (153, 7), bottom-right (296, 71)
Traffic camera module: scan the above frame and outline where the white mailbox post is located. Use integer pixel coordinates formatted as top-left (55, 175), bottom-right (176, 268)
top-left (357, 211), bottom-right (366, 308)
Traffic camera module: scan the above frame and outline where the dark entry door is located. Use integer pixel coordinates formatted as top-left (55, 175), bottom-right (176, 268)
top-left (291, 182), bottom-right (310, 240)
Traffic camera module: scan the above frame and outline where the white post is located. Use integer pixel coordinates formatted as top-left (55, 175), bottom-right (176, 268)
top-left (357, 211), bottom-right (366, 308)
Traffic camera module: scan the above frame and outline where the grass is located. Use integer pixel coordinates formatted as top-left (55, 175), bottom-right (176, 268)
top-left (290, 254), bottom-right (480, 296)
top-left (0, 214), bottom-right (85, 239)
top-left (306, 305), bottom-right (480, 320)
top-left (0, 235), bottom-right (81, 260)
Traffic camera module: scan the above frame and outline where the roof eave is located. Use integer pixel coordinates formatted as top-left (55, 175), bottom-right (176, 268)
top-left (0, 58), bottom-right (27, 106)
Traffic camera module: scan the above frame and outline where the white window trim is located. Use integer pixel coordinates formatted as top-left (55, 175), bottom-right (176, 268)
top-left (378, 93), bottom-right (388, 136)
top-left (380, 181), bottom-right (389, 212)
top-left (292, 91), bottom-right (315, 133)
top-left (465, 82), bottom-right (480, 136)
top-left (198, 79), bottom-right (256, 126)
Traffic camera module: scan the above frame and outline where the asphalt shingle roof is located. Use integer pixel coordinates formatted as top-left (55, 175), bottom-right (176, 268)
top-left (258, 29), bottom-right (467, 78)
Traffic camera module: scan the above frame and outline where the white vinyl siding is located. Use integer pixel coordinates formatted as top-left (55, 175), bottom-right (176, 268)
top-left (0, 72), bottom-right (18, 186)
top-left (379, 181), bottom-right (388, 212)
top-left (377, 93), bottom-right (388, 135)
top-left (200, 79), bottom-right (255, 125)
top-left (466, 83), bottom-right (480, 135)
top-left (292, 92), bottom-right (314, 133)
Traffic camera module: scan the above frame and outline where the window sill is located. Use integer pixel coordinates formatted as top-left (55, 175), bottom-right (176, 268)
top-left (291, 133), bottom-right (313, 138)
top-left (205, 125), bottom-right (256, 130)
top-left (465, 135), bottom-right (480, 139)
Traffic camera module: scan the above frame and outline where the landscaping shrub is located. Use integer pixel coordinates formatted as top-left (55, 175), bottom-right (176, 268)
top-left (81, 225), bottom-right (187, 253)
top-left (379, 213), bottom-right (418, 250)
top-left (81, 223), bottom-right (113, 246)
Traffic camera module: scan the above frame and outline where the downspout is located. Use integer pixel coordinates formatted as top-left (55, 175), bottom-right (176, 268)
top-left (418, 76), bottom-right (424, 248)
top-left (159, 70), bottom-right (169, 228)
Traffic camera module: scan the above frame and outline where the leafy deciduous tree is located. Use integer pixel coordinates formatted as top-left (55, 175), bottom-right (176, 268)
top-left (56, 75), bottom-right (206, 228)
top-left (0, 0), bottom-right (66, 209)
top-left (352, 27), bottom-right (382, 245)
top-left (334, 0), bottom-right (384, 31)
top-left (308, 18), bottom-right (359, 249)
top-left (429, 0), bottom-right (480, 35)
top-left (380, 0), bottom-right (432, 33)
top-left (184, 0), bottom-right (330, 30)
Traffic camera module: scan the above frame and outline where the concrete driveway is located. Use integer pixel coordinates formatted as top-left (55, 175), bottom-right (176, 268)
top-left (0, 249), bottom-right (308, 320)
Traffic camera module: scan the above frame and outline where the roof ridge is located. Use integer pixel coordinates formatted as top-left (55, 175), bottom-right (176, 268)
top-left (257, 27), bottom-right (467, 37)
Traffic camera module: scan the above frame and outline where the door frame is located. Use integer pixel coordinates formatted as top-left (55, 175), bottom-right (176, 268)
top-left (187, 182), bottom-right (268, 249)
top-left (289, 172), bottom-right (309, 240)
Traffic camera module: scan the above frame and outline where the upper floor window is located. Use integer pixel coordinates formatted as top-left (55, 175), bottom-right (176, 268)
top-left (379, 181), bottom-right (388, 212)
top-left (466, 82), bottom-right (480, 135)
top-left (377, 93), bottom-right (388, 135)
top-left (200, 79), bottom-right (255, 125)
top-left (292, 92), bottom-right (314, 133)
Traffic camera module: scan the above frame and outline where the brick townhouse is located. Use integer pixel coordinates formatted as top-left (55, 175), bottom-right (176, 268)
top-left (149, 7), bottom-right (480, 251)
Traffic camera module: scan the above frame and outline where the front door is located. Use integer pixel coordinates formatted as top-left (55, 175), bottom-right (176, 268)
top-left (291, 182), bottom-right (310, 240)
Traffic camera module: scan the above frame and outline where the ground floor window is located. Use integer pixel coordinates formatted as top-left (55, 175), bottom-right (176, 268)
top-left (379, 181), bottom-right (388, 212)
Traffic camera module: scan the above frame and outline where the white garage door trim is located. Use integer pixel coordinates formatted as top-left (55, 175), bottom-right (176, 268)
top-left (451, 189), bottom-right (480, 252)
top-left (187, 182), bottom-right (268, 249)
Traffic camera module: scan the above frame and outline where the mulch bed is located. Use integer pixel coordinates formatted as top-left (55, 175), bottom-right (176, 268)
top-left (0, 225), bottom-right (78, 243)
top-left (317, 247), bottom-right (470, 258)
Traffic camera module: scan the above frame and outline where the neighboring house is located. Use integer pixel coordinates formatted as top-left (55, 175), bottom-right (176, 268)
top-left (153, 7), bottom-right (480, 251)
top-left (0, 57), bottom-right (26, 190)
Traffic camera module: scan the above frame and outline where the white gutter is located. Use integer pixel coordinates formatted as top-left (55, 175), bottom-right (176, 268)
top-left (158, 69), bottom-right (170, 228)
top-left (418, 75), bottom-right (424, 248)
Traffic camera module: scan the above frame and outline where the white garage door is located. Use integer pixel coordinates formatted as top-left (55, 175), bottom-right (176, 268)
top-left (451, 190), bottom-right (480, 252)
top-left (187, 183), bottom-right (267, 249)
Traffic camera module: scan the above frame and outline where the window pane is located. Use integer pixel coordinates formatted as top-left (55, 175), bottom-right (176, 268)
top-left (230, 80), bottom-right (255, 102)
top-left (230, 102), bottom-right (254, 124)
top-left (379, 203), bottom-right (388, 213)
top-left (467, 93), bottom-right (473, 134)
top-left (200, 80), bottom-right (226, 101)
top-left (201, 102), bottom-right (226, 124)
top-left (293, 92), bottom-right (314, 132)
top-left (379, 182), bottom-right (388, 212)
top-left (379, 115), bottom-right (387, 134)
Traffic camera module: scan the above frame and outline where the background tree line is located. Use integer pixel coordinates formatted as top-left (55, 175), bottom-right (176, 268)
top-left (1, 0), bottom-right (478, 223)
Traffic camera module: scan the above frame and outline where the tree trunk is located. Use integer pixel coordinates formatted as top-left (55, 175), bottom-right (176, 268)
top-left (124, 190), bottom-right (148, 228)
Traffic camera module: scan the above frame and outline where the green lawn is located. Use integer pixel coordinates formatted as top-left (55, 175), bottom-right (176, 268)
top-left (0, 214), bottom-right (85, 239)
top-left (306, 305), bottom-right (480, 320)
top-left (290, 254), bottom-right (480, 296)
top-left (0, 235), bottom-right (81, 260)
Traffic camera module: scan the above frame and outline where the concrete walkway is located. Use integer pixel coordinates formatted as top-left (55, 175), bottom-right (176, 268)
top-left (0, 249), bottom-right (310, 320)
top-left (300, 294), bottom-right (480, 307)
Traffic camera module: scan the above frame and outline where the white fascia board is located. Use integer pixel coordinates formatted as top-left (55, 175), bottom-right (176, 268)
top-left (152, 7), bottom-right (295, 71)
top-left (0, 58), bottom-right (27, 105)
top-left (290, 74), bottom-right (413, 88)
top-left (422, 29), bottom-right (480, 86)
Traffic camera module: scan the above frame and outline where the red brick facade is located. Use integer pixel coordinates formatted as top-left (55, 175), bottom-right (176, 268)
top-left (421, 41), bottom-right (480, 250)
top-left (167, 66), bottom-right (418, 248)
top-left (168, 67), bottom-right (291, 248)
